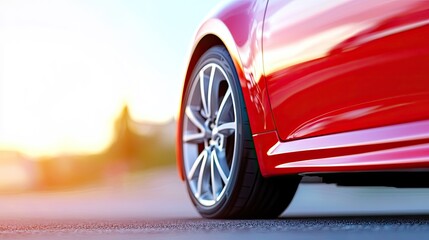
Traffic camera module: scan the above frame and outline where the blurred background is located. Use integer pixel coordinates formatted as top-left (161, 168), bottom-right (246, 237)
top-left (0, 0), bottom-right (218, 192)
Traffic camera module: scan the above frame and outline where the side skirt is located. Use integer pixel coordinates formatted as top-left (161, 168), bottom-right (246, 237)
top-left (254, 120), bottom-right (429, 177)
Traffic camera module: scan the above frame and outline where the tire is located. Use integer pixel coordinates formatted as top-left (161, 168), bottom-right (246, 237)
top-left (180, 46), bottom-right (301, 219)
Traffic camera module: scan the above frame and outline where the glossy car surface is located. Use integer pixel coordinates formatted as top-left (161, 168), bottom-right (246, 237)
top-left (177, 0), bottom-right (429, 218)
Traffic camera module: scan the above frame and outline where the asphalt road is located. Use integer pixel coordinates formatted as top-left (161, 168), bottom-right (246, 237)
top-left (2, 216), bottom-right (429, 240)
top-left (2, 167), bottom-right (429, 239)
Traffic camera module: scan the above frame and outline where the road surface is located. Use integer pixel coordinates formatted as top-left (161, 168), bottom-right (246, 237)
top-left (1, 167), bottom-right (429, 239)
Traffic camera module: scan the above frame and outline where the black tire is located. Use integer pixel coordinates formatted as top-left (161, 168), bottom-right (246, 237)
top-left (180, 46), bottom-right (301, 219)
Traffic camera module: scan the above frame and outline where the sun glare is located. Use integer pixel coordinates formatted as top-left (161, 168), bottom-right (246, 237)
top-left (0, 1), bottom-right (141, 157)
top-left (0, 0), bottom-right (217, 158)
top-left (0, 3), bottom-right (125, 156)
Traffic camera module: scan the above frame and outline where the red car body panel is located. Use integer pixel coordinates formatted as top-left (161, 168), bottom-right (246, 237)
top-left (178, 0), bottom-right (429, 179)
top-left (264, 0), bottom-right (429, 141)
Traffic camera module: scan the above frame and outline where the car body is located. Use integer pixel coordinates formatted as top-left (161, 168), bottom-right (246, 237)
top-left (177, 0), bottom-right (429, 218)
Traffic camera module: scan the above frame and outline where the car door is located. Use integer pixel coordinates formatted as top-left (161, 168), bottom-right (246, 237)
top-left (263, 0), bottom-right (429, 141)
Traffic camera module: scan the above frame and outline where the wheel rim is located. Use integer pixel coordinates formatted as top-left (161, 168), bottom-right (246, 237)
top-left (183, 62), bottom-right (237, 207)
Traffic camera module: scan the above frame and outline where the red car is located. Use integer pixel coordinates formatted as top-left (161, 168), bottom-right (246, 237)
top-left (177, 0), bottom-right (429, 218)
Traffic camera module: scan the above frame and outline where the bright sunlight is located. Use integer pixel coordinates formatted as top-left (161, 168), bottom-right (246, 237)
top-left (0, 0), bottom-right (217, 157)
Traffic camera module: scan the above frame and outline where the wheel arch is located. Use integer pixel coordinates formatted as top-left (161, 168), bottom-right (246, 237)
top-left (177, 6), bottom-right (276, 179)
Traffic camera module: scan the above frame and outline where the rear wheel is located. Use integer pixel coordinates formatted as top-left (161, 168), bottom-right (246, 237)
top-left (180, 46), bottom-right (300, 218)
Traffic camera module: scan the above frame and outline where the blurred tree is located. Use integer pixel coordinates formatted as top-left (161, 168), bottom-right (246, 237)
top-left (29, 105), bottom-right (177, 191)
top-left (110, 105), bottom-right (139, 169)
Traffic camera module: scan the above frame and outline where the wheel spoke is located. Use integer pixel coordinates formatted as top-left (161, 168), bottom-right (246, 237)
top-left (214, 121), bottom-right (236, 137)
top-left (196, 151), bottom-right (208, 198)
top-left (210, 150), bottom-right (217, 199)
top-left (213, 150), bottom-right (229, 184)
top-left (185, 106), bottom-right (205, 131)
top-left (208, 65), bottom-right (220, 118)
top-left (183, 132), bottom-right (206, 144)
top-left (187, 150), bottom-right (207, 181)
top-left (199, 71), bottom-right (209, 117)
top-left (215, 89), bottom-right (233, 127)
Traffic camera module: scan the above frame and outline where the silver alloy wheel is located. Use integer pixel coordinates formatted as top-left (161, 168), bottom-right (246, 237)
top-left (183, 62), bottom-right (237, 207)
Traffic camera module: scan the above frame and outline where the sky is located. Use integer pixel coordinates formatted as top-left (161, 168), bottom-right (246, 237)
top-left (0, 0), bottom-right (219, 157)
